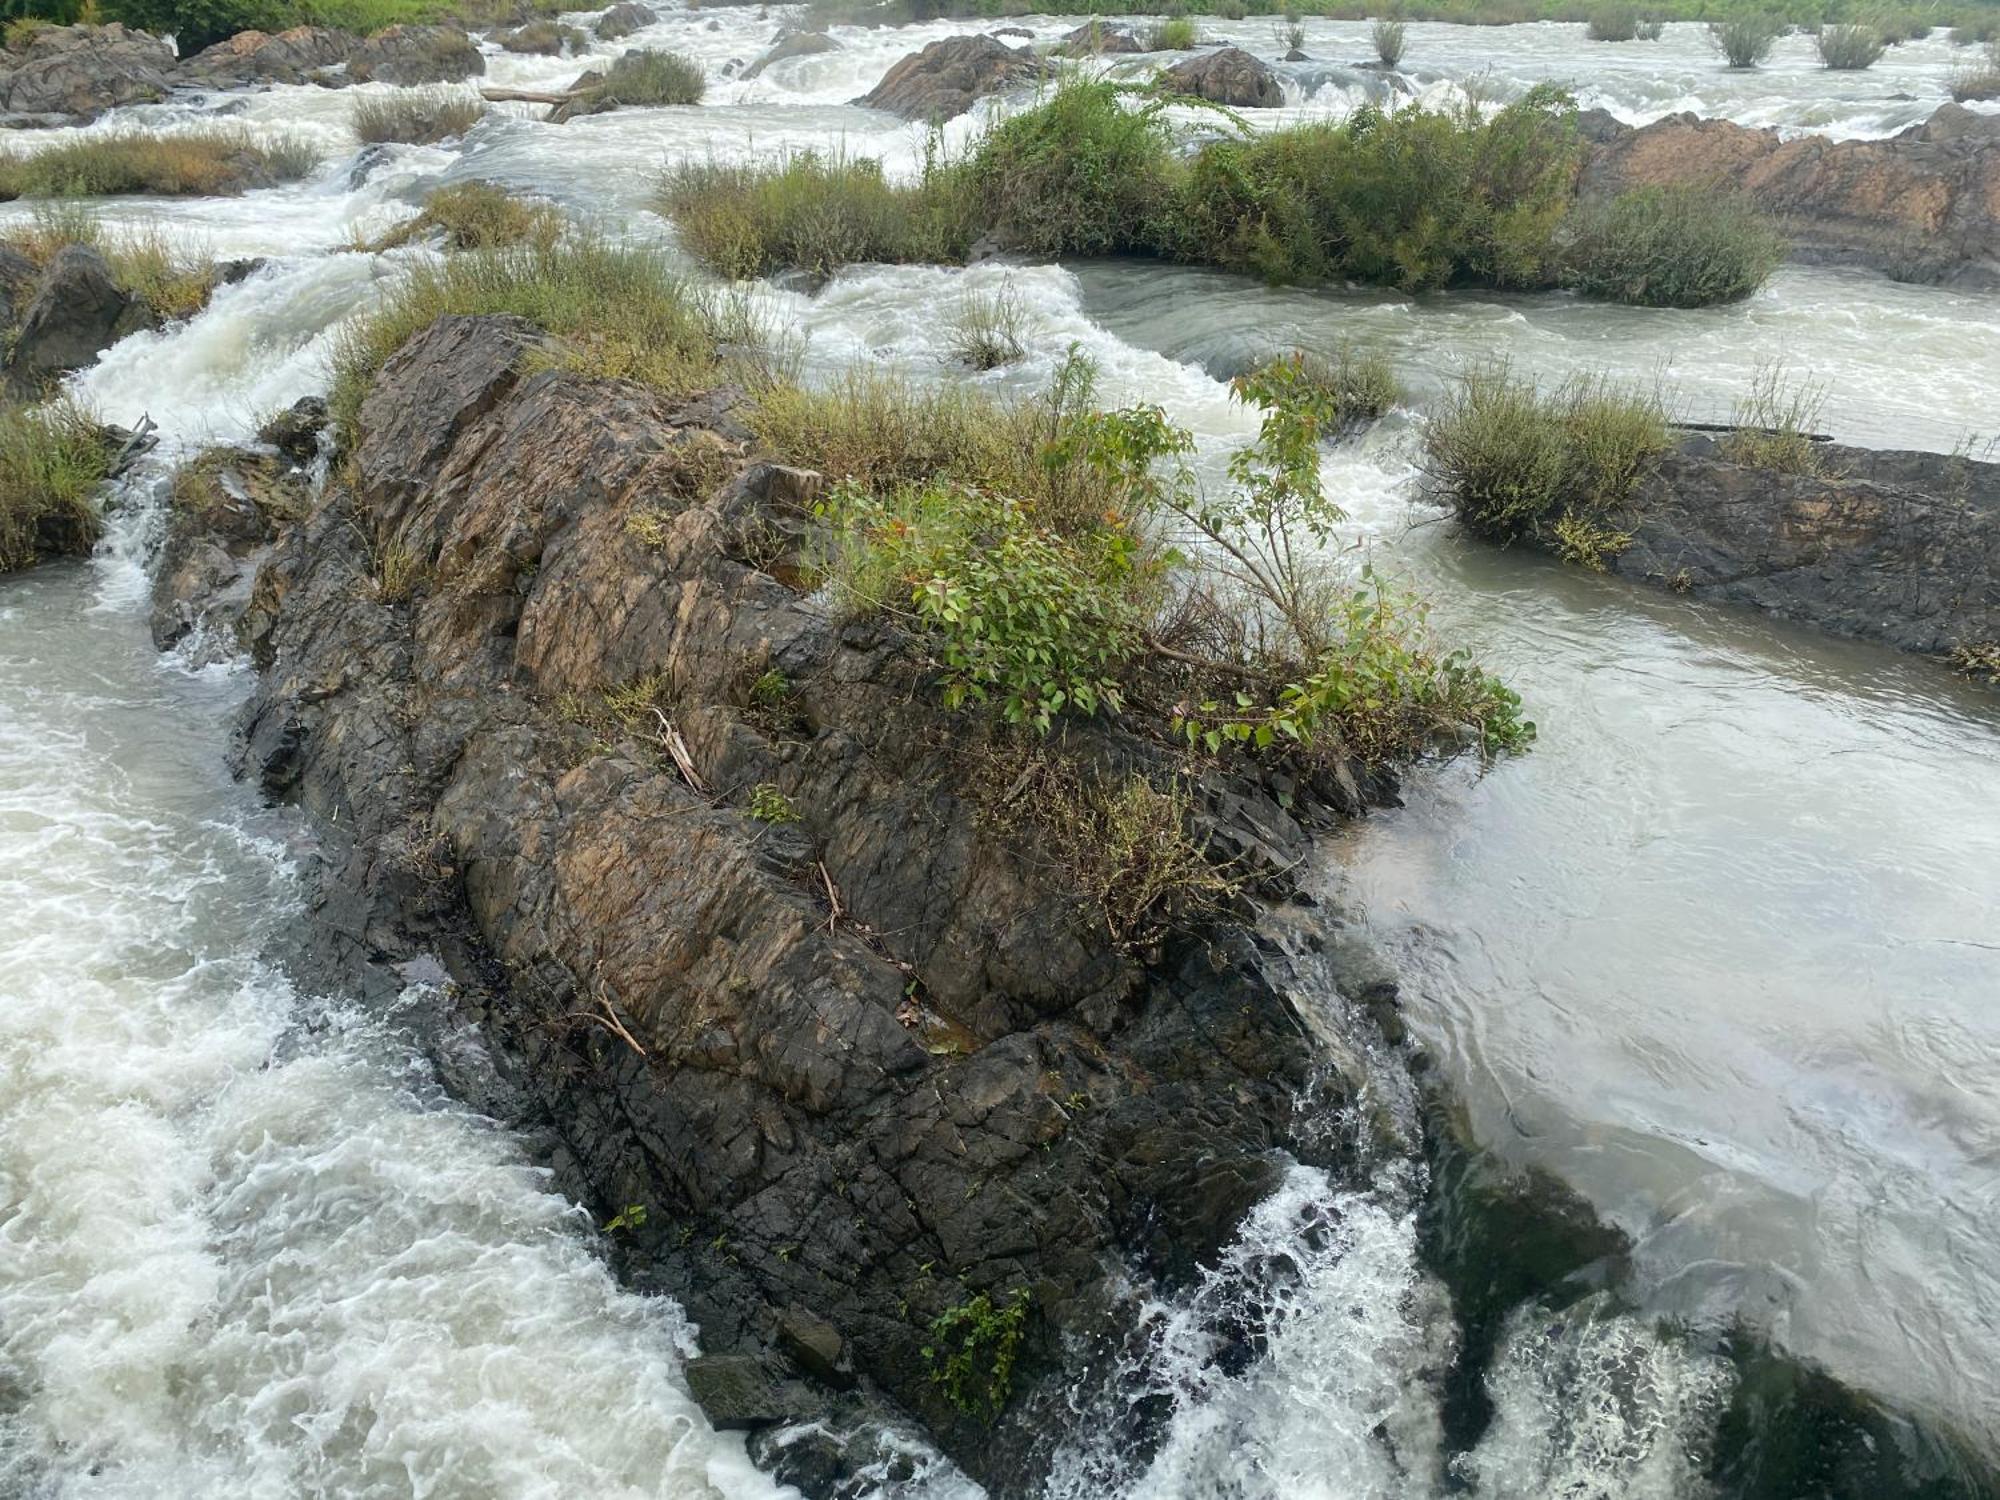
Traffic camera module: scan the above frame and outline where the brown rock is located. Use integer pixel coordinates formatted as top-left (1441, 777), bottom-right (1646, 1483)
top-left (346, 23), bottom-right (484, 86)
top-left (0, 22), bottom-right (173, 122)
top-left (177, 25), bottom-right (355, 87)
top-left (595, 1), bottom-right (657, 40)
top-left (1160, 45), bottom-right (1284, 108)
top-left (860, 34), bottom-right (1051, 122)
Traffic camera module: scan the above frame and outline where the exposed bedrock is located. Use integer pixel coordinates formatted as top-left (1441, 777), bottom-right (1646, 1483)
top-left (177, 313), bottom-right (1410, 1493)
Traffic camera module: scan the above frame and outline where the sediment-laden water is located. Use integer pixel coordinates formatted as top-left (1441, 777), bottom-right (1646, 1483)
top-left (3, 8), bottom-right (1997, 1495)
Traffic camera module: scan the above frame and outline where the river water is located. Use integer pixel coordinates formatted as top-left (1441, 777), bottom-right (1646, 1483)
top-left (2, 8), bottom-right (1998, 1496)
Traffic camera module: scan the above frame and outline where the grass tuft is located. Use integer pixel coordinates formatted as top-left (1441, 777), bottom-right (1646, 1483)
top-left (1559, 185), bottom-right (1782, 307)
top-left (585, 48), bottom-right (706, 107)
top-left (0, 128), bottom-right (318, 200)
top-left (945, 280), bottom-right (1027, 370)
top-left (1, 204), bottom-right (217, 322)
top-left (352, 87), bottom-right (487, 145)
top-left (1371, 15), bottom-right (1406, 62)
top-left (1721, 361), bottom-right (1828, 474)
top-left (1147, 14), bottom-right (1200, 47)
top-left (1816, 22), bottom-right (1884, 68)
top-left (0, 397), bottom-right (110, 573)
top-left (367, 180), bottom-right (565, 252)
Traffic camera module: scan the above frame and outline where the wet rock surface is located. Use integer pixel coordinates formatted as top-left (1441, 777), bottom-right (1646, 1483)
top-left (344, 23), bottom-right (485, 86)
top-left (743, 30), bottom-right (840, 79)
top-left (192, 313), bottom-right (1408, 1494)
top-left (149, 445), bottom-right (311, 659)
top-left (1581, 103), bottom-right (2000, 289)
top-left (0, 22), bottom-right (174, 123)
top-left (1160, 45), bottom-right (1285, 108)
top-left (1055, 20), bottom-right (1144, 55)
top-left (860, 34), bottom-right (1052, 122)
top-left (2, 244), bottom-right (150, 395)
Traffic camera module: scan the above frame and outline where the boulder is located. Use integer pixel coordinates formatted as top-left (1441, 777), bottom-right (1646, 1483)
top-left (149, 446), bottom-right (310, 657)
top-left (594, 1), bottom-right (657, 40)
top-left (177, 25), bottom-right (355, 88)
top-left (0, 22), bottom-right (174, 122)
top-left (493, 19), bottom-right (566, 54)
top-left (257, 395), bottom-right (329, 466)
top-left (345, 24), bottom-right (484, 86)
top-left (859, 34), bottom-right (1052, 122)
top-left (1160, 45), bottom-right (1284, 108)
top-left (741, 29), bottom-right (839, 80)
top-left (3, 245), bottom-right (144, 395)
top-left (683, 1356), bottom-right (787, 1429)
top-left (1579, 102), bottom-right (2000, 288)
top-left (1057, 20), bottom-right (1145, 55)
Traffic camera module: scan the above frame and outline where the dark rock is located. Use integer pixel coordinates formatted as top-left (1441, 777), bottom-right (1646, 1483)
top-left (595, 1), bottom-right (657, 40)
top-left (1160, 45), bottom-right (1284, 108)
top-left (1283, 45), bottom-right (1308, 60)
top-left (990, 24), bottom-right (1034, 39)
top-left (345, 24), bottom-right (484, 86)
top-left (177, 25), bottom-right (354, 88)
top-left (1056, 20), bottom-right (1144, 55)
top-left (4, 245), bottom-right (138, 395)
top-left (0, 22), bottom-right (174, 122)
top-left (1579, 102), bottom-right (2000, 289)
top-left (683, 1355), bottom-right (787, 1429)
top-left (347, 143), bottom-right (397, 189)
top-left (742, 29), bottom-right (838, 80)
top-left (860, 34), bottom-right (1052, 122)
top-left (0, 245), bottom-right (35, 329)
top-left (493, 19), bottom-right (565, 54)
top-left (1573, 105), bottom-right (1629, 145)
top-left (777, 1307), bottom-right (854, 1389)
top-left (258, 395), bottom-right (329, 466)
top-left (149, 446), bottom-right (311, 657)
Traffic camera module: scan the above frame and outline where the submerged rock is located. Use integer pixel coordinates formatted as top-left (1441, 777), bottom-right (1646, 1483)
top-left (345, 23), bottom-right (484, 86)
top-left (257, 395), bottom-right (329, 467)
top-left (859, 34), bottom-right (1051, 122)
top-left (0, 22), bottom-right (174, 123)
top-left (1580, 103), bottom-right (2000, 289)
top-left (177, 25), bottom-right (355, 88)
top-left (1160, 45), bottom-right (1285, 108)
top-left (594, 1), bottom-right (658, 40)
top-left (218, 313), bottom-right (1403, 1492)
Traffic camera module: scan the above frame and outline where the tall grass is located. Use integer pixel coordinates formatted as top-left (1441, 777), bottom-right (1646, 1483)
top-left (1147, 14), bottom-right (1200, 46)
top-left (1421, 361), bottom-right (1668, 543)
top-left (1722, 361), bottom-right (1829, 474)
top-left (1371, 15), bottom-right (1406, 61)
top-left (366, 181), bottom-right (565, 252)
top-left (0, 128), bottom-right (318, 200)
top-left (0, 397), bottom-right (109, 574)
top-left (1949, 38), bottom-right (2000, 99)
top-left (352, 88), bottom-right (486, 145)
top-left (1816, 22), bottom-right (1883, 68)
top-left (1708, 13), bottom-right (1779, 66)
top-left (658, 151), bottom-right (975, 279)
top-left (1, 203), bottom-right (216, 321)
top-left (945, 281), bottom-right (1027, 369)
top-left (586, 48), bottom-right (706, 106)
top-left (1559, 185), bottom-right (1783, 307)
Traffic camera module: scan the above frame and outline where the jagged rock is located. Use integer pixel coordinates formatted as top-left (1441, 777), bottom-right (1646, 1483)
top-left (1160, 45), bottom-right (1284, 108)
top-left (777, 1307), bottom-right (853, 1389)
top-left (3, 245), bottom-right (145, 394)
top-left (345, 24), bottom-right (484, 86)
top-left (990, 24), bottom-right (1033, 38)
top-left (257, 395), bottom-right (329, 466)
top-left (1056, 20), bottom-right (1144, 54)
top-left (595, 1), bottom-right (657, 40)
top-left (860, 34), bottom-right (1052, 122)
top-left (1580, 102), bottom-right (2000, 288)
top-left (149, 446), bottom-right (310, 657)
top-left (0, 22), bottom-right (174, 122)
top-left (684, 1356), bottom-right (787, 1429)
top-left (177, 25), bottom-right (355, 88)
top-left (223, 313), bottom-right (1401, 1491)
top-left (741, 29), bottom-right (838, 80)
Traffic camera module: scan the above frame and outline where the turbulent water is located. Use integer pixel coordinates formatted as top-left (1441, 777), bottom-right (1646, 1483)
top-left (3, 6), bottom-right (1999, 1496)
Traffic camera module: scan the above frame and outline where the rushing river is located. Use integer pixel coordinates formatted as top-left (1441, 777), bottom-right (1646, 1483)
top-left (3, 6), bottom-right (1999, 1495)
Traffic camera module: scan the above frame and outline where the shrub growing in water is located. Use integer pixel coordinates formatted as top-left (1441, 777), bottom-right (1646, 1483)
top-left (1585, 5), bottom-right (1636, 40)
top-left (1559, 185), bottom-right (1783, 307)
top-left (585, 48), bottom-right (706, 106)
top-left (366, 180), bottom-right (565, 251)
top-left (945, 280), bottom-right (1027, 369)
top-left (1147, 14), bottom-right (1199, 48)
top-left (1709, 14), bottom-right (1779, 67)
top-left (1816, 22), bottom-right (1884, 69)
top-left (1371, 15), bottom-right (1405, 63)
top-left (0, 397), bottom-right (110, 573)
top-left (351, 87), bottom-right (486, 144)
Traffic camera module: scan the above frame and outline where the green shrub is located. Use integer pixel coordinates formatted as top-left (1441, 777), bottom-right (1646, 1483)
top-left (1293, 340), bottom-right (1399, 434)
top-left (747, 783), bottom-right (800, 822)
top-left (1816, 22), bottom-right (1883, 68)
top-left (587, 47), bottom-right (705, 106)
top-left (1371, 14), bottom-right (1405, 61)
top-left (1147, 13), bottom-right (1199, 46)
top-left (925, 1290), bottom-right (1030, 1421)
top-left (1043, 772), bottom-right (1240, 948)
top-left (1, 203), bottom-right (215, 321)
top-left (367, 180), bottom-right (564, 252)
top-left (658, 150), bottom-right (974, 279)
top-left (945, 281), bottom-right (1026, 369)
top-left (1420, 361), bottom-right (1667, 542)
top-left (1559, 185), bottom-right (1783, 307)
top-left (1708, 13), bottom-right (1778, 66)
top-left (1584, 4), bottom-right (1634, 39)
top-left (1633, 15), bottom-right (1662, 38)
top-left (0, 397), bottom-right (110, 573)
top-left (351, 86), bottom-right (486, 144)
top-left (328, 233), bottom-right (728, 446)
top-left (0, 127), bottom-right (317, 199)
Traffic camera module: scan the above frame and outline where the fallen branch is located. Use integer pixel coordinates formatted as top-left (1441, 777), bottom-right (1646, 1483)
top-left (648, 706), bottom-right (706, 794)
top-left (818, 860), bottom-right (844, 934)
top-left (567, 994), bottom-right (649, 1058)
top-left (479, 85), bottom-right (582, 104)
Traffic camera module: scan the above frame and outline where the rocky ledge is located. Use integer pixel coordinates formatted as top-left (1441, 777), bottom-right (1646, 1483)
top-left (158, 314), bottom-right (1414, 1493)
top-left (1581, 104), bottom-right (2000, 290)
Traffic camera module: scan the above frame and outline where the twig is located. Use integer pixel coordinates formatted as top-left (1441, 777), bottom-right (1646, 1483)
top-left (818, 860), bottom-right (844, 934)
top-left (568, 992), bottom-right (648, 1058)
top-left (648, 706), bottom-right (706, 794)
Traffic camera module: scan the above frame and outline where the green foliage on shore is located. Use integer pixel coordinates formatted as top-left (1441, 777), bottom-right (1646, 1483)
top-left (667, 81), bottom-right (1755, 306)
top-left (1558, 184), bottom-right (1784, 307)
top-left (36, 0), bottom-right (558, 53)
top-left (0, 397), bottom-right (110, 574)
top-left (1420, 361), bottom-right (1668, 549)
top-left (0, 128), bottom-right (316, 200)
top-left (1, 203), bottom-right (216, 320)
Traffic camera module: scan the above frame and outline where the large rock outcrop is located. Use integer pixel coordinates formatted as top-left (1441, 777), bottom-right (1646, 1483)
top-left (860, 34), bottom-right (1052, 122)
top-left (344, 23), bottom-right (485, 86)
top-left (1160, 45), bottom-right (1285, 108)
top-left (150, 445), bottom-right (310, 659)
top-left (1580, 104), bottom-right (2000, 289)
top-left (0, 22), bottom-right (174, 124)
top-left (2, 244), bottom-right (148, 394)
top-left (177, 25), bottom-right (356, 88)
top-left (207, 314), bottom-right (1407, 1493)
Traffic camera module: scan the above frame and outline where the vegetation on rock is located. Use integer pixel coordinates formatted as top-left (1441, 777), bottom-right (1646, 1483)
top-left (924, 1289), bottom-right (1030, 1420)
top-left (0, 396), bottom-right (110, 573)
top-left (1371, 14), bottom-right (1405, 62)
top-left (2, 203), bottom-right (215, 320)
top-left (351, 85), bottom-right (485, 144)
top-left (365, 180), bottom-right (563, 252)
top-left (0, 127), bottom-right (317, 199)
top-left (581, 47), bottom-right (704, 106)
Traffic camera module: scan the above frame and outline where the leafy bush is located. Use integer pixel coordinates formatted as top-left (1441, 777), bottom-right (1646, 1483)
top-left (1147, 13), bottom-right (1198, 46)
top-left (0, 127), bottom-right (317, 199)
top-left (0, 397), bottom-right (109, 573)
top-left (925, 1290), bottom-right (1030, 1421)
top-left (1585, 4), bottom-right (1636, 38)
top-left (1, 203), bottom-right (215, 320)
top-left (1816, 22), bottom-right (1883, 68)
top-left (586, 47), bottom-right (705, 106)
top-left (1371, 14), bottom-right (1405, 61)
top-left (1559, 185), bottom-right (1783, 307)
top-left (351, 86), bottom-right (485, 144)
top-left (659, 150), bottom-right (974, 279)
top-left (367, 180), bottom-right (564, 251)
top-left (945, 281), bottom-right (1026, 369)
top-left (1294, 340), bottom-right (1399, 434)
top-left (1708, 13), bottom-right (1778, 66)
top-left (1420, 361), bottom-right (1668, 543)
